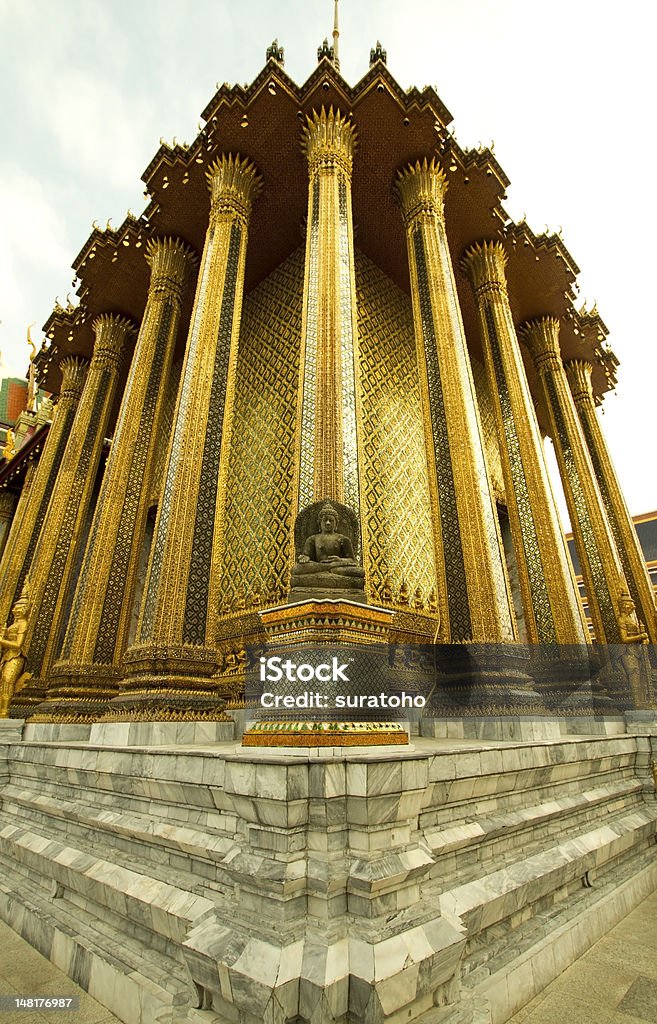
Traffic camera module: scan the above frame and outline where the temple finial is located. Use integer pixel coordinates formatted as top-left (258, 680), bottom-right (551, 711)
top-left (332, 0), bottom-right (340, 70)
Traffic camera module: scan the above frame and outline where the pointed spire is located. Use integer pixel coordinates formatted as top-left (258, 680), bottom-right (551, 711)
top-left (318, 1), bottom-right (340, 71)
top-left (332, 0), bottom-right (340, 70)
top-left (266, 39), bottom-right (284, 64)
top-left (370, 40), bottom-right (387, 66)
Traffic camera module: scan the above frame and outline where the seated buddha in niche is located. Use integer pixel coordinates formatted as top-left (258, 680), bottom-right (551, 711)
top-left (290, 500), bottom-right (365, 593)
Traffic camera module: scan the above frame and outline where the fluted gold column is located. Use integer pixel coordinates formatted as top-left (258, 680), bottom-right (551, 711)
top-left (21, 317), bottom-right (132, 686)
top-left (521, 319), bottom-right (627, 644)
top-left (395, 160), bottom-right (515, 642)
top-left (566, 359), bottom-right (657, 642)
top-left (125, 155), bottom-right (261, 698)
top-left (0, 357), bottom-right (88, 632)
top-left (49, 239), bottom-right (197, 709)
top-left (296, 107), bottom-right (364, 520)
top-left (462, 242), bottom-right (587, 644)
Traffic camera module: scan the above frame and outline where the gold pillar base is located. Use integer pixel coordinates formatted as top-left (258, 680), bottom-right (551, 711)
top-left (261, 599), bottom-right (394, 644)
top-left (242, 720), bottom-right (408, 746)
top-left (247, 600), bottom-right (410, 748)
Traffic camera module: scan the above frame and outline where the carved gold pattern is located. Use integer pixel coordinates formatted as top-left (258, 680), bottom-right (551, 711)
top-left (566, 359), bottom-right (657, 643)
top-left (220, 248), bottom-right (303, 608)
top-left (462, 241), bottom-right (586, 644)
top-left (148, 360), bottom-right (181, 508)
top-left (521, 318), bottom-right (625, 644)
top-left (243, 722), bottom-right (408, 747)
top-left (355, 251), bottom-right (436, 602)
top-left (296, 107), bottom-right (362, 520)
top-left (395, 159), bottom-right (515, 643)
top-left (471, 357), bottom-right (505, 505)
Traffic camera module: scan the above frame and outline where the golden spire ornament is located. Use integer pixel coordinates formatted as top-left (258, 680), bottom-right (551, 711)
top-left (26, 323), bottom-right (37, 413)
top-left (332, 0), bottom-right (340, 69)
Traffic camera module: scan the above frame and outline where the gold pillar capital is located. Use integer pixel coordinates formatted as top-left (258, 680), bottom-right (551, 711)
top-left (565, 359), bottom-right (594, 409)
top-left (206, 154), bottom-right (262, 225)
top-left (302, 106), bottom-right (356, 179)
top-left (58, 356), bottom-right (89, 400)
top-left (91, 314), bottom-right (135, 365)
top-left (519, 316), bottom-right (562, 372)
top-left (145, 237), bottom-right (198, 299)
top-left (395, 158), bottom-right (448, 226)
top-left (461, 240), bottom-right (509, 295)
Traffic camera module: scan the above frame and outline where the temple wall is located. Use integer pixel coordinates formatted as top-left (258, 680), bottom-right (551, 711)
top-left (471, 355), bottom-right (506, 506)
top-left (221, 248), bottom-right (511, 615)
top-left (355, 251), bottom-right (436, 603)
top-left (220, 247), bottom-right (303, 608)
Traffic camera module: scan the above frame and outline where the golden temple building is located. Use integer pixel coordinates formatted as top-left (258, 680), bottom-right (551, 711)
top-left (1, 31), bottom-right (655, 727)
top-left (0, 23), bottom-right (656, 1024)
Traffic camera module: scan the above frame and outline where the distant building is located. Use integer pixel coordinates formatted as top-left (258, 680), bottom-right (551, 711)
top-left (0, 377), bottom-right (28, 426)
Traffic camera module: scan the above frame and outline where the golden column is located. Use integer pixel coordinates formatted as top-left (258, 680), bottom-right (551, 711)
top-left (462, 242), bottom-right (586, 644)
top-left (395, 160), bottom-right (515, 642)
top-left (21, 317), bottom-right (133, 684)
top-left (0, 357), bottom-right (88, 631)
top-left (521, 319), bottom-right (627, 644)
top-left (296, 107), bottom-right (363, 519)
top-left (50, 239), bottom-right (198, 706)
top-left (566, 359), bottom-right (657, 642)
top-left (126, 155), bottom-right (261, 693)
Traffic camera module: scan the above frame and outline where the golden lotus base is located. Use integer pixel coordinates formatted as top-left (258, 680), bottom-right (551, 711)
top-left (242, 720), bottom-right (409, 747)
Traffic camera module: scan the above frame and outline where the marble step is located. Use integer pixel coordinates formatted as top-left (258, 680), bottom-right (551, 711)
top-left (438, 806), bottom-right (657, 939)
top-left (422, 745), bottom-right (640, 830)
top-left (463, 844), bottom-right (656, 986)
top-left (466, 854), bottom-right (657, 1024)
top-left (6, 746), bottom-right (236, 833)
top-left (0, 800), bottom-right (214, 903)
top-left (0, 860), bottom-right (193, 1024)
top-left (424, 778), bottom-right (644, 881)
top-left (425, 760), bottom-right (639, 812)
top-left (0, 821), bottom-right (214, 946)
top-left (0, 785), bottom-right (234, 887)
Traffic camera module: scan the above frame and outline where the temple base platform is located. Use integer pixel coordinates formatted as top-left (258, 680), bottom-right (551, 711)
top-left (0, 714), bottom-right (656, 1024)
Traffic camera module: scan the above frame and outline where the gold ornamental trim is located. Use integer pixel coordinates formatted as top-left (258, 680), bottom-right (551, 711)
top-left (243, 720), bottom-right (408, 747)
top-left (58, 356), bottom-right (89, 400)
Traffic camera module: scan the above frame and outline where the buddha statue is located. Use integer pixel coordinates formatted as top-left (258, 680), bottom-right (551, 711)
top-left (290, 500), bottom-right (365, 596)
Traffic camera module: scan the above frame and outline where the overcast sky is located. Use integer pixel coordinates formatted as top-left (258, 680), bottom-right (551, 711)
top-left (1, 0), bottom-right (654, 521)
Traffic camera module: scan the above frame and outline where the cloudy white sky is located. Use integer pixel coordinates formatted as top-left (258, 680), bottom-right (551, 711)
top-left (0, 0), bottom-right (654, 520)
